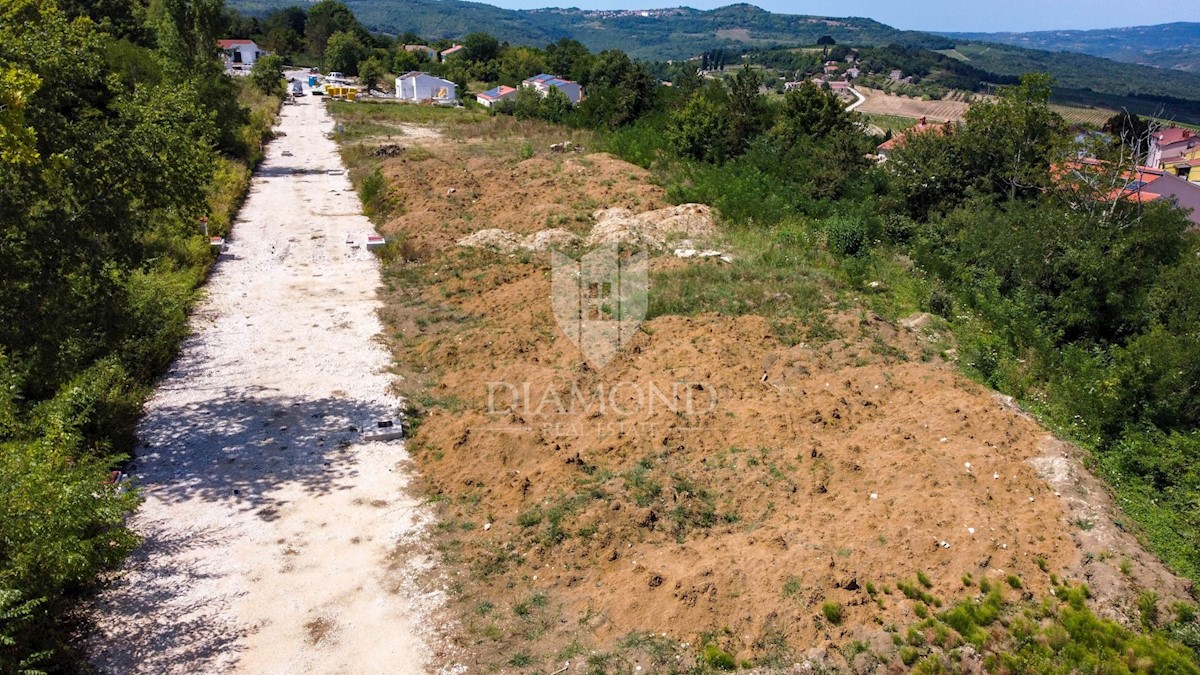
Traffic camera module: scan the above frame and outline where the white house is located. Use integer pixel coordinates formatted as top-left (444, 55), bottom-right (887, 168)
top-left (395, 72), bottom-right (457, 104)
top-left (476, 85), bottom-right (517, 108)
top-left (521, 74), bottom-right (584, 104)
top-left (217, 39), bottom-right (263, 68)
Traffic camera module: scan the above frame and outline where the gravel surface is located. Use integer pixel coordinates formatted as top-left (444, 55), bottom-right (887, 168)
top-left (85, 83), bottom-right (440, 674)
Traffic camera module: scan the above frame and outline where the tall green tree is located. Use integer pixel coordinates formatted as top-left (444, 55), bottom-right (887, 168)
top-left (771, 80), bottom-right (857, 145)
top-left (462, 31), bottom-right (500, 64)
top-left (305, 0), bottom-right (360, 60)
top-left (250, 53), bottom-right (285, 96)
top-left (578, 50), bottom-right (656, 128)
top-left (958, 73), bottom-right (1064, 201)
top-left (323, 29), bottom-right (362, 75)
top-left (545, 37), bottom-right (590, 82)
top-left (669, 92), bottom-right (732, 163)
top-left (724, 67), bottom-right (769, 156)
top-left (358, 55), bottom-right (384, 92)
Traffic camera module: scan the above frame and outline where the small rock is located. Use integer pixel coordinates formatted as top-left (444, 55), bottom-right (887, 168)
top-left (901, 312), bottom-right (934, 331)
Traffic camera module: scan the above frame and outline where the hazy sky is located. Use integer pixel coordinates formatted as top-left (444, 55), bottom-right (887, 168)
top-left (480, 0), bottom-right (1192, 33)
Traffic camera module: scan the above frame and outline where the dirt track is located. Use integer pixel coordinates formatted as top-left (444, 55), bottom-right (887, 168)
top-left (84, 85), bottom-right (442, 673)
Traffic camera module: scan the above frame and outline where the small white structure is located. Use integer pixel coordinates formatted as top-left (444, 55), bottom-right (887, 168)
top-left (217, 39), bottom-right (263, 67)
top-left (476, 85), bottom-right (517, 108)
top-left (521, 74), bottom-right (584, 104)
top-left (395, 72), bottom-right (457, 104)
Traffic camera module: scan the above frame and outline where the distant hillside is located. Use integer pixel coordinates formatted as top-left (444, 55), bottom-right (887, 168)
top-left (948, 42), bottom-right (1200, 103)
top-left (942, 23), bottom-right (1200, 73)
top-left (229, 0), bottom-right (1200, 120)
top-left (229, 0), bottom-right (946, 58)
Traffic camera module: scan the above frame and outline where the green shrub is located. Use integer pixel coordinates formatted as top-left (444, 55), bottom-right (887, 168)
top-left (702, 643), bottom-right (736, 670)
top-left (822, 601), bottom-right (843, 625)
top-left (825, 216), bottom-right (870, 257)
top-left (927, 289), bottom-right (954, 318)
top-left (1139, 591), bottom-right (1161, 629)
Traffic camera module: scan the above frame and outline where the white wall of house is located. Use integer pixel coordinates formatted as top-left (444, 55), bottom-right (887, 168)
top-left (395, 74), bottom-right (457, 103)
top-left (225, 43), bottom-right (261, 66)
top-left (545, 81), bottom-right (582, 104)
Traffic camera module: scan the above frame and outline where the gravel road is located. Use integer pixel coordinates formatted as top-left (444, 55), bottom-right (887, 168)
top-left (85, 84), bottom-right (440, 674)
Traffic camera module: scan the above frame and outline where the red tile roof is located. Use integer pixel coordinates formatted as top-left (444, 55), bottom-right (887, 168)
top-left (877, 118), bottom-right (948, 152)
top-left (1154, 126), bottom-right (1194, 146)
top-left (217, 39), bottom-right (255, 48)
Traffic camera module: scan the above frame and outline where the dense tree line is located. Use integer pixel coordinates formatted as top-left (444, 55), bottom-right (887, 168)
top-left (0, 0), bottom-right (281, 669)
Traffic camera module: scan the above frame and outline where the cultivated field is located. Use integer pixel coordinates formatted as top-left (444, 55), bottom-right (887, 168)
top-left (859, 87), bottom-right (1120, 128)
top-left (856, 87), bottom-right (971, 122)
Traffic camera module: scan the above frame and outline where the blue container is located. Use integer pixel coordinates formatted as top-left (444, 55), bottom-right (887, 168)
top-left (308, 76), bottom-right (317, 87)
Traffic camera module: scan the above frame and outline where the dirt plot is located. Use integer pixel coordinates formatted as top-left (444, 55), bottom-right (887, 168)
top-left (348, 114), bottom-right (1194, 671)
top-left (856, 88), bottom-right (972, 123)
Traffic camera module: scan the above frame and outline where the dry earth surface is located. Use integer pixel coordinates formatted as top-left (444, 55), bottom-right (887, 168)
top-left (856, 88), bottom-right (972, 123)
top-left (354, 108), bottom-right (1195, 672)
top-left (83, 84), bottom-right (448, 674)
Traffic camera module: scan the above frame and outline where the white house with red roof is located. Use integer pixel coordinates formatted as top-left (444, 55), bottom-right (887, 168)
top-left (476, 85), bottom-right (517, 108)
top-left (1149, 125), bottom-right (1198, 169)
top-left (217, 39), bottom-right (263, 68)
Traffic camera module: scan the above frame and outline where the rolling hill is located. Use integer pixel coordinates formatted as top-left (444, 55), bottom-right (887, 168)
top-left (942, 23), bottom-right (1200, 73)
top-left (229, 0), bottom-right (1200, 121)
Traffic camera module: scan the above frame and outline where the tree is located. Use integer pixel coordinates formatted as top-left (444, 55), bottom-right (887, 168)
top-left (539, 86), bottom-right (573, 123)
top-left (578, 50), bottom-right (656, 127)
top-left (545, 38), bottom-right (591, 82)
top-left (265, 5), bottom-right (307, 36)
top-left (263, 25), bottom-right (301, 63)
top-left (0, 3), bottom-right (220, 665)
top-left (393, 48), bottom-right (419, 74)
top-left (462, 31), bottom-right (500, 63)
top-left (817, 35), bottom-right (836, 45)
top-left (1103, 111), bottom-right (1153, 163)
top-left (250, 54), bottom-right (285, 96)
top-left (305, 0), bottom-right (360, 60)
top-left (358, 56), bottom-right (385, 92)
top-left (500, 46), bottom-right (547, 83)
top-left (724, 67), bottom-right (769, 156)
top-left (771, 80), bottom-right (857, 145)
top-left (669, 93), bottom-right (732, 163)
top-left (324, 30), bottom-right (362, 75)
top-left (959, 73), bottom-right (1064, 201)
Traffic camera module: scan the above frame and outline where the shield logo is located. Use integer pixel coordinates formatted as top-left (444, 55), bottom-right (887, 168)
top-left (551, 245), bottom-right (648, 368)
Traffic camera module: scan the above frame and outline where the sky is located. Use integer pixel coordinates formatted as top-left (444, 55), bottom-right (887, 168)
top-left (478, 0), bottom-right (1193, 33)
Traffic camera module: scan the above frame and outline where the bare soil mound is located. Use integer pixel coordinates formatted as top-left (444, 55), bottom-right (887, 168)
top-left (456, 204), bottom-right (716, 253)
top-left (379, 150), bottom-right (665, 253)
top-left (360, 120), bottom-right (1193, 671)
